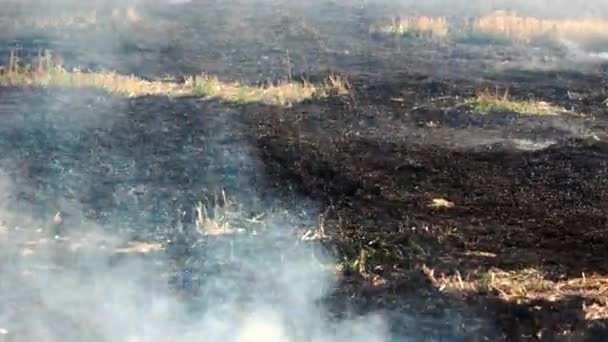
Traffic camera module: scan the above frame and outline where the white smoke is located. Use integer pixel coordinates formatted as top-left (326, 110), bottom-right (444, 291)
top-left (0, 89), bottom-right (388, 342)
top-left (0, 153), bottom-right (389, 342)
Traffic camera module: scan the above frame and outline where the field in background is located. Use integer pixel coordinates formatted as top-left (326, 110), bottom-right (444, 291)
top-left (373, 11), bottom-right (608, 47)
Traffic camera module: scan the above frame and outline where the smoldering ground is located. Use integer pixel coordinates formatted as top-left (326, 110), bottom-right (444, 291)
top-left (0, 85), bottom-right (395, 341)
top-left (1, 0), bottom-right (608, 341)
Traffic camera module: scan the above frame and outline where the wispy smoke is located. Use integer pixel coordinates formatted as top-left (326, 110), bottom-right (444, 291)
top-left (0, 110), bottom-right (389, 341)
top-left (13, 0), bottom-right (607, 340)
top-left (0, 1), bottom-right (389, 333)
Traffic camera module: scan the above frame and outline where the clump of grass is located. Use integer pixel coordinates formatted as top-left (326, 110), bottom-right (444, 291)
top-left (372, 12), bottom-right (608, 45)
top-left (188, 75), bottom-right (306, 105)
top-left (474, 11), bottom-right (608, 44)
top-left (186, 74), bottom-right (348, 105)
top-left (467, 89), bottom-right (566, 116)
top-left (372, 16), bottom-right (449, 40)
top-left (194, 192), bottom-right (235, 237)
top-left (336, 247), bottom-right (375, 275)
top-left (424, 265), bottom-right (608, 319)
top-left (0, 50), bottom-right (348, 105)
top-left (188, 76), bottom-right (223, 97)
top-left (324, 74), bottom-right (350, 96)
top-left (0, 65), bottom-right (183, 97)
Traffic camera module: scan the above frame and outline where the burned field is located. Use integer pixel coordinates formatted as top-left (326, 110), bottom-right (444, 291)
top-left (1, 0), bottom-right (608, 341)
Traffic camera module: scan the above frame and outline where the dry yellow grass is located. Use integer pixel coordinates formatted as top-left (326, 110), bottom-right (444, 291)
top-left (474, 11), bottom-right (608, 43)
top-left (186, 74), bottom-right (346, 105)
top-left (423, 265), bottom-right (608, 321)
top-left (372, 16), bottom-right (449, 39)
top-left (0, 52), bottom-right (348, 106)
top-left (429, 198), bottom-right (456, 209)
top-left (468, 89), bottom-right (567, 116)
top-left (374, 12), bottom-right (608, 44)
top-left (0, 65), bottom-right (184, 97)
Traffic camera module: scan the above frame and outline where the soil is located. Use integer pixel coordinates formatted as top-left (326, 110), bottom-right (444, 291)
top-left (1, 1), bottom-right (608, 341)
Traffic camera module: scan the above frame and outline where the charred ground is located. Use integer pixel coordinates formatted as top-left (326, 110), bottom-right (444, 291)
top-left (1, 0), bottom-right (608, 341)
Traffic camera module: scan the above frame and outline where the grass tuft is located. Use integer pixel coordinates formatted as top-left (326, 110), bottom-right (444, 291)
top-left (373, 12), bottom-right (608, 45)
top-left (372, 16), bottom-right (449, 40)
top-left (0, 51), bottom-right (348, 106)
top-left (187, 75), bottom-right (340, 105)
top-left (474, 11), bottom-right (608, 44)
top-left (467, 89), bottom-right (566, 116)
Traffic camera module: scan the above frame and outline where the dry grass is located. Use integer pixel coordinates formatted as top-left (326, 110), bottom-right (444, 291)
top-left (0, 51), bottom-right (348, 105)
top-left (429, 198), bottom-right (456, 209)
top-left (372, 16), bottom-right (449, 39)
top-left (467, 89), bottom-right (567, 116)
top-left (374, 12), bottom-right (608, 44)
top-left (0, 65), bottom-right (184, 97)
top-left (187, 75), bottom-right (343, 105)
top-left (194, 192), bottom-right (239, 237)
top-left (423, 265), bottom-right (608, 319)
top-left (474, 11), bottom-right (608, 44)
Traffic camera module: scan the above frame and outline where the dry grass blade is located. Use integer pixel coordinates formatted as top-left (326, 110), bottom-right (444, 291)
top-left (0, 51), bottom-right (348, 105)
top-left (195, 200), bottom-right (232, 236)
top-left (474, 11), bottom-right (608, 43)
top-left (373, 16), bottom-right (449, 39)
top-left (468, 89), bottom-right (568, 116)
top-left (429, 198), bottom-right (455, 209)
top-left (373, 12), bottom-right (608, 45)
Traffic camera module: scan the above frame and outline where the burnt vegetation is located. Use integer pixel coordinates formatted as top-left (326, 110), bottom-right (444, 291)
top-left (1, 0), bottom-right (608, 341)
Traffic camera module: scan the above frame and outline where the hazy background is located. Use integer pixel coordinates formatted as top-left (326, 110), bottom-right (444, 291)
top-left (2, 0), bottom-right (608, 17)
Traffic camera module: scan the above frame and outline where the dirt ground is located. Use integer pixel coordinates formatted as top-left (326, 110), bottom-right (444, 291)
top-left (1, 0), bottom-right (608, 341)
